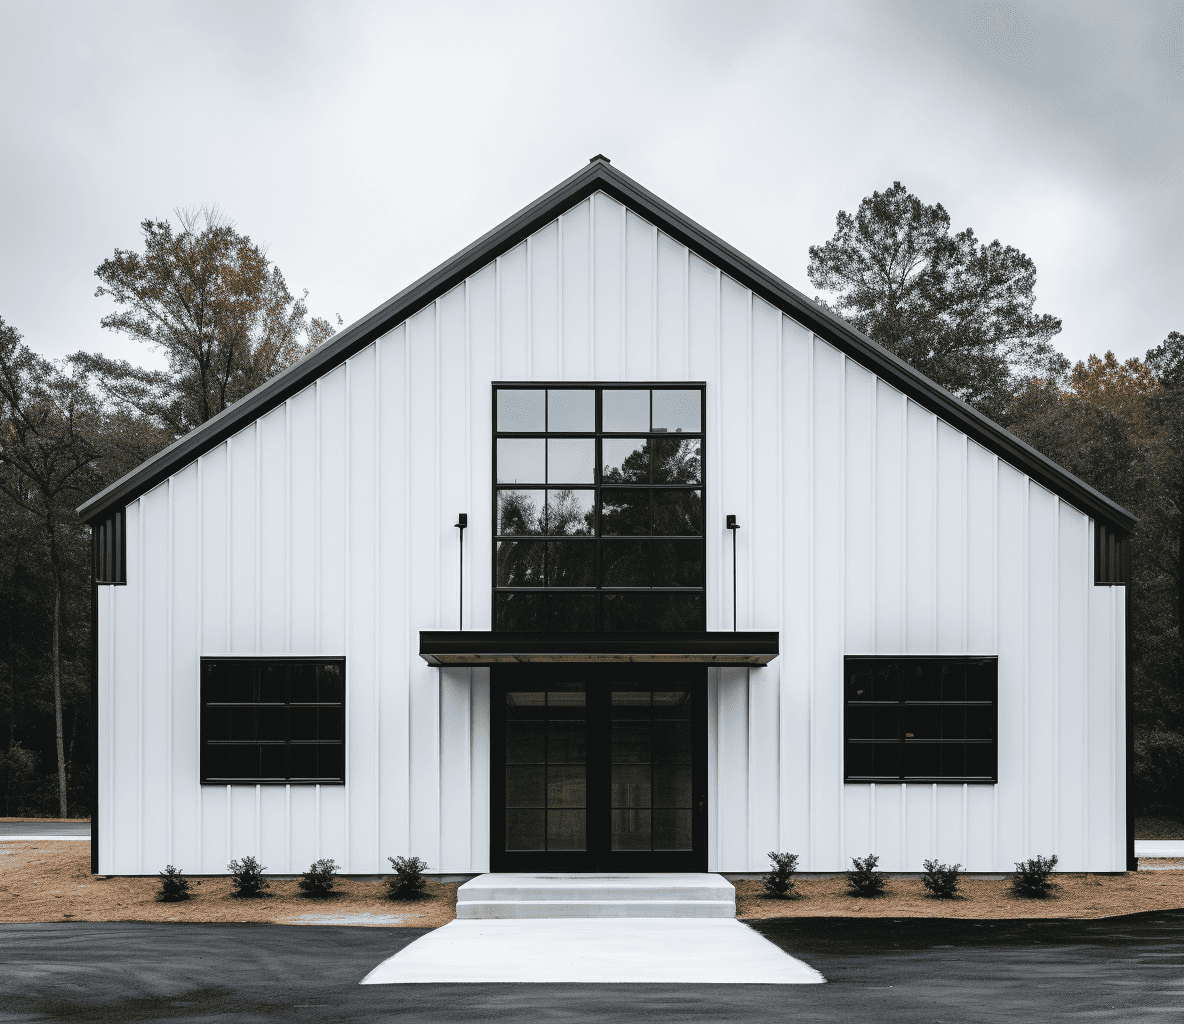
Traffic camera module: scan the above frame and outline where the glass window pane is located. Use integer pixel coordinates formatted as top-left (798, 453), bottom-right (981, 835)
top-left (549, 593), bottom-right (597, 631)
top-left (548, 721), bottom-right (586, 763)
top-left (257, 706), bottom-right (287, 742)
top-left (941, 664), bottom-right (966, 702)
top-left (497, 438), bottom-right (545, 484)
top-left (601, 490), bottom-right (650, 535)
top-left (548, 439), bottom-right (595, 484)
top-left (547, 765), bottom-right (586, 808)
top-left (612, 721), bottom-right (651, 763)
top-left (546, 541), bottom-right (596, 587)
top-left (497, 540), bottom-right (544, 587)
top-left (495, 592), bottom-right (548, 631)
top-left (289, 706), bottom-right (317, 741)
top-left (547, 389), bottom-right (594, 432)
top-left (652, 438), bottom-right (701, 483)
top-left (546, 490), bottom-right (594, 536)
top-left (902, 743), bottom-right (940, 778)
top-left (204, 707), bottom-right (231, 742)
top-left (506, 765), bottom-right (545, 806)
top-left (940, 744), bottom-right (965, 778)
top-left (902, 706), bottom-right (940, 740)
top-left (497, 389), bottom-right (545, 431)
top-left (505, 721), bottom-right (546, 763)
top-left (874, 706), bottom-right (899, 740)
top-left (231, 706), bottom-right (258, 741)
top-left (230, 662), bottom-right (256, 703)
top-left (965, 706), bottom-right (995, 740)
top-left (612, 765), bottom-right (651, 807)
top-left (652, 809), bottom-right (692, 850)
top-left (652, 765), bottom-right (692, 807)
top-left (873, 743), bottom-right (901, 777)
top-left (903, 661), bottom-right (942, 702)
top-left (941, 706), bottom-right (966, 740)
top-left (965, 743), bottom-right (996, 778)
top-left (966, 660), bottom-right (996, 702)
top-left (506, 809), bottom-right (545, 850)
top-left (847, 706), bottom-right (874, 740)
top-left (204, 661), bottom-right (231, 703)
top-left (318, 706), bottom-right (344, 741)
top-left (653, 489), bottom-right (702, 535)
top-left (654, 720), bottom-right (692, 763)
top-left (318, 744), bottom-right (343, 781)
top-left (650, 593), bottom-right (703, 631)
top-left (259, 663), bottom-right (286, 703)
top-left (602, 438), bottom-right (649, 483)
top-left (603, 389), bottom-right (650, 432)
top-left (648, 540), bottom-right (702, 587)
top-left (601, 540), bottom-right (650, 586)
top-left (259, 745), bottom-right (286, 779)
top-left (652, 390), bottom-right (701, 433)
top-left (231, 745), bottom-right (259, 779)
top-left (497, 490), bottom-right (545, 535)
top-left (506, 691), bottom-right (546, 708)
top-left (290, 662), bottom-right (316, 702)
top-left (846, 743), bottom-right (873, 777)
top-left (611, 808), bottom-right (651, 850)
top-left (612, 691), bottom-right (651, 707)
top-left (547, 809), bottom-right (586, 851)
top-left (318, 663), bottom-right (344, 703)
top-left (547, 690), bottom-right (587, 707)
top-left (289, 744), bottom-right (317, 779)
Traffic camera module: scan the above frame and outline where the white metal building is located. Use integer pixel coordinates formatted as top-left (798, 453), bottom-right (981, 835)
top-left (81, 158), bottom-right (1135, 878)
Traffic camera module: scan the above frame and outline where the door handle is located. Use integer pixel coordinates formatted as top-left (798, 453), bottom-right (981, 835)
top-left (698, 795), bottom-right (706, 812)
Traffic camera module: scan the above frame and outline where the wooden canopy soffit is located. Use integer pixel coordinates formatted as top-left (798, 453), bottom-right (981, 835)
top-left (418, 631), bottom-right (779, 667)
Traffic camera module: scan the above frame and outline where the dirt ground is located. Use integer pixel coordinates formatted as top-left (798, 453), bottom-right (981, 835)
top-left (5, 841), bottom-right (1184, 925)
top-left (0, 842), bottom-right (457, 927)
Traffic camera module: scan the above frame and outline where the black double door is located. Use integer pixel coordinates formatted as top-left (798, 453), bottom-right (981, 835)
top-left (490, 665), bottom-right (707, 872)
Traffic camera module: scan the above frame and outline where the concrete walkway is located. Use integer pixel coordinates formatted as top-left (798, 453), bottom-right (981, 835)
top-left (361, 918), bottom-right (825, 984)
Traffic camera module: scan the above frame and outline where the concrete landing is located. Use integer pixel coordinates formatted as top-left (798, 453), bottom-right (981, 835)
top-left (361, 918), bottom-right (825, 984)
top-left (456, 872), bottom-right (735, 919)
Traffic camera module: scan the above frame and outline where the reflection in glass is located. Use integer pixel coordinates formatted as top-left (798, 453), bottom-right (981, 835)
top-left (506, 765), bottom-right (545, 806)
top-left (653, 765), bottom-right (692, 807)
top-left (497, 390), bottom-right (545, 432)
top-left (602, 438), bottom-right (648, 482)
top-left (603, 389), bottom-right (649, 432)
top-left (547, 389), bottom-right (594, 432)
top-left (547, 809), bottom-right (586, 850)
top-left (546, 490), bottom-right (594, 535)
top-left (547, 765), bottom-right (586, 807)
top-left (547, 439), bottom-right (595, 483)
top-left (549, 593), bottom-right (597, 631)
top-left (612, 809), bottom-right (651, 850)
top-left (601, 490), bottom-right (650, 535)
top-left (497, 541), bottom-right (544, 587)
top-left (497, 439), bottom-right (545, 483)
top-left (497, 490), bottom-right (545, 535)
top-left (601, 540), bottom-right (650, 586)
top-left (651, 390), bottom-right (701, 433)
top-left (652, 809), bottom-right (692, 850)
top-left (648, 541), bottom-right (702, 587)
top-left (546, 541), bottom-right (596, 587)
top-left (494, 592), bottom-right (548, 631)
top-left (651, 438), bottom-right (701, 483)
top-left (506, 808), bottom-right (545, 850)
top-left (653, 489), bottom-right (701, 535)
top-left (603, 592), bottom-right (702, 631)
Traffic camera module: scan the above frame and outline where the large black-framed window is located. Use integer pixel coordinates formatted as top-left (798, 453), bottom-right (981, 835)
top-left (200, 657), bottom-right (345, 784)
top-left (492, 383), bottom-right (706, 632)
top-left (844, 656), bottom-right (998, 783)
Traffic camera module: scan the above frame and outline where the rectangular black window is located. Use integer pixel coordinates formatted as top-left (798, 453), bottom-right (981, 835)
top-left (1094, 523), bottom-right (1129, 585)
top-left (492, 384), bottom-right (706, 632)
top-left (200, 658), bottom-right (345, 784)
top-left (844, 656), bottom-right (997, 783)
top-left (93, 511), bottom-right (126, 584)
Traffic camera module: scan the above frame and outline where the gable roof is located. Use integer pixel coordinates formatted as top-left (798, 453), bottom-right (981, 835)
top-left (77, 157), bottom-right (1137, 533)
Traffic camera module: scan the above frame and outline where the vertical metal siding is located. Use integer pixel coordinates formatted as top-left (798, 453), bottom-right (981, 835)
top-left (98, 192), bottom-right (1127, 874)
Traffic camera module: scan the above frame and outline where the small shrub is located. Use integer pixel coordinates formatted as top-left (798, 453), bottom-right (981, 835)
top-left (297, 858), bottom-right (339, 897)
top-left (227, 855), bottom-right (270, 897)
top-left (845, 853), bottom-right (887, 897)
top-left (762, 851), bottom-right (800, 898)
top-left (920, 859), bottom-right (962, 898)
top-left (1011, 854), bottom-right (1059, 898)
top-left (156, 864), bottom-right (191, 902)
top-left (385, 855), bottom-right (429, 899)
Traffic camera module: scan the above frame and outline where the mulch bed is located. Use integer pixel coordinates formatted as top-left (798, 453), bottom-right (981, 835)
top-left (0, 841), bottom-right (457, 927)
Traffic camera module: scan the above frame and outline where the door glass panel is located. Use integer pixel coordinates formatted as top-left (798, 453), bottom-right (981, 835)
top-left (547, 765), bottom-right (586, 807)
top-left (652, 764), bottom-right (691, 807)
top-left (611, 809), bottom-right (651, 850)
top-left (506, 765), bottom-right (545, 806)
top-left (652, 809), bottom-right (693, 850)
top-left (612, 764), bottom-right (651, 807)
top-left (547, 809), bottom-right (586, 851)
top-left (506, 808), bottom-right (545, 850)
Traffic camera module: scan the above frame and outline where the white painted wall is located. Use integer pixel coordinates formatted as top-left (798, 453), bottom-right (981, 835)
top-left (97, 192), bottom-right (1126, 875)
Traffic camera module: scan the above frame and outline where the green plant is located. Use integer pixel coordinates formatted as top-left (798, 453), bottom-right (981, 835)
top-left (297, 858), bottom-right (339, 897)
top-left (920, 859), bottom-right (962, 898)
top-left (155, 864), bottom-right (191, 902)
top-left (1011, 854), bottom-right (1059, 898)
top-left (762, 851), bottom-right (800, 898)
top-left (227, 855), bottom-right (270, 897)
top-left (385, 855), bottom-right (429, 899)
top-left (846, 853), bottom-right (887, 897)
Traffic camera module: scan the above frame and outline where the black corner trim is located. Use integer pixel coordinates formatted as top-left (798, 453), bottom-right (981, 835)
top-left (76, 160), bottom-right (1138, 536)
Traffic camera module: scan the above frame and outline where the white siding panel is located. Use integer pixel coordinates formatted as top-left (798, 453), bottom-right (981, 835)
top-left (98, 189), bottom-right (1127, 875)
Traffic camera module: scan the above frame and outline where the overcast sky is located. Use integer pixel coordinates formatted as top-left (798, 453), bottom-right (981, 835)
top-left (1, 0), bottom-right (1180, 374)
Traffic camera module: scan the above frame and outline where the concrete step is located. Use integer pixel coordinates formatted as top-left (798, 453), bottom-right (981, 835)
top-left (455, 873), bottom-right (736, 919)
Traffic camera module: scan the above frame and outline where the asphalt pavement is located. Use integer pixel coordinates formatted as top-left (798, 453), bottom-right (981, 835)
top-left (0, 821), bottom-right (91, 838)
top-left (1, 912), bottom-right (1180, 1023)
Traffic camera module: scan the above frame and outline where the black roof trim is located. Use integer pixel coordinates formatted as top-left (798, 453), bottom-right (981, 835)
top-left (77, 160), bottom-right (1137, 533)
top-left (419, 630), bottom-right (779, 666)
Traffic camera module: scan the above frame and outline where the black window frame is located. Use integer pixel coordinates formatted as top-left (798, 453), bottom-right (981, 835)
top-left (199, 656), bottom-right (346, 785)
top-left (844, 655), bottom-right (998, 784)
top-left (93, 510), bottom-right (126, 585)
top-left (491, 382), bottom-right (707, 633)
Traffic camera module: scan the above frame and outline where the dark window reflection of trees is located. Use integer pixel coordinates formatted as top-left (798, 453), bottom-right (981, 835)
top-left (652, 438), bottom-right (701, 483)
top-left (547, 489), bottom-right (594, 536)
top-left (498, 489), bottom-right (544, 535)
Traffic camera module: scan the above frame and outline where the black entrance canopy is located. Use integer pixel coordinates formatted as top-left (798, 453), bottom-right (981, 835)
top-left (418, 631), bottom-right (779, 667)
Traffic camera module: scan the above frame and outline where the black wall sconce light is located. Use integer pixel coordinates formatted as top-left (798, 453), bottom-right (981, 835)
top-left (726, 514), bottom-right (739, 632)
top-left (455, 513), bottom-right (467, 629)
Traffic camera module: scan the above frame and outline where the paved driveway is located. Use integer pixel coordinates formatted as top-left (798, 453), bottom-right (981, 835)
top-left (1, 912), bottom-right (1180, 1023)
top-left (0, 821), bottom-right (90, 838)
